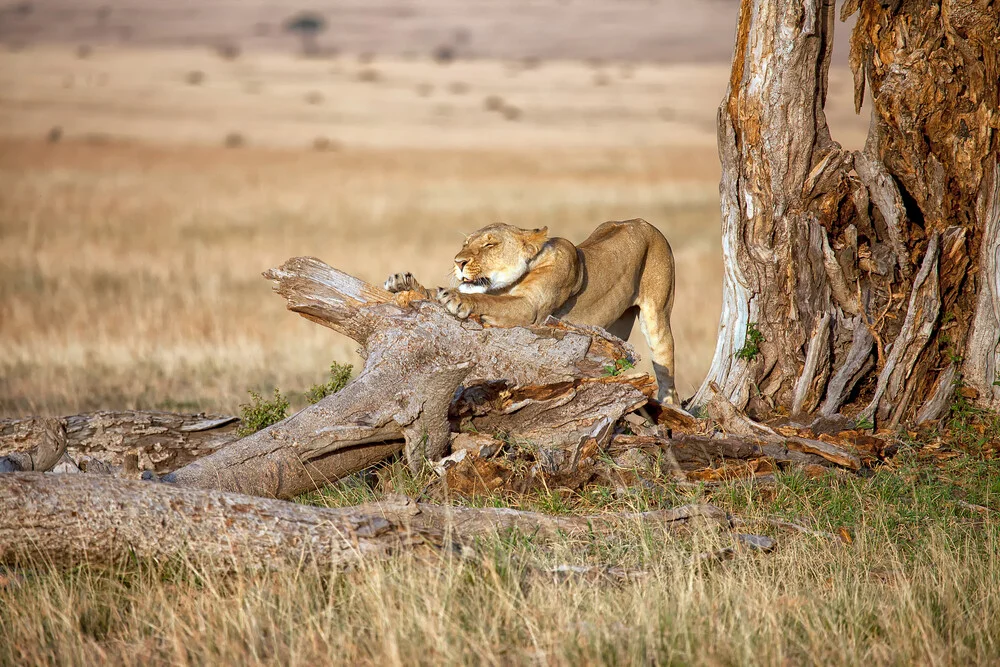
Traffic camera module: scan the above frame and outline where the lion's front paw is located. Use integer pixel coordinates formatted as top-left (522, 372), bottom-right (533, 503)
top-left (436, 288), bottom-right (474, 319)
top-left (384, 272), bottom-right (419, 293)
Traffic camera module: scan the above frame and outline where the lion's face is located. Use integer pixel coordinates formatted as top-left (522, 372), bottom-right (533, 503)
top-left (453, 223), bottom-right (548, 294)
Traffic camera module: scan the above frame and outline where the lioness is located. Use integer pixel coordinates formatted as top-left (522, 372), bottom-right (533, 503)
top-left (385, 218), bottom-right (676, 403)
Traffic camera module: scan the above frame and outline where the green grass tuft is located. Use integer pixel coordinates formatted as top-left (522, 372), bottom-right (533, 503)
top-left (236, 388), bottom-right (289, 437)
top-left (306, 361), bottom-right (353, 404)
top-left (940, 376), bottom-right (1000, 456)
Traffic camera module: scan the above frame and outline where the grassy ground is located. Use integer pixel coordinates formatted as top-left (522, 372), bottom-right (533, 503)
top-left (3, 447), bottom-right (998, 665)
top-left (3, 45), bottom-right (987, 666)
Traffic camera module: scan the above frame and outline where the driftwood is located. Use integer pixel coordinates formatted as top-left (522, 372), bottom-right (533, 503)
top-left (2, 259), bottom-right (871, 505)
top-left (1, 474), bottom-right (732, 572)
top-left (0, 258), bottom-right (876, 574)
top-left (608, 434), bottom-right (854, 471)
top-left (703, 383), bottom-right (861, 470)
top-left (0, 474), bottom-right (443, 571)
top-left (163, 258), bottom-right (647, 499)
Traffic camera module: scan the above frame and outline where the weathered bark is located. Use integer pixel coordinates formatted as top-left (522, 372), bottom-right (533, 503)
top-left (0, 474), bottom-right (728, 572)
top-left (0, 417), bottom-right (66, 473)
top-left (1, 411), bottom-right (239, 473)
top-left (164, 258), bottom-right (646, 499)
top-left (0, 473), bottom-right (441, 571)
top-left (692, 0), bottom-right (1000, 425)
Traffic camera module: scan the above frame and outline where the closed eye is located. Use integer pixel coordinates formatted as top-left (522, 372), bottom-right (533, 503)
top-left (482, 242), bottom-right (496, 249)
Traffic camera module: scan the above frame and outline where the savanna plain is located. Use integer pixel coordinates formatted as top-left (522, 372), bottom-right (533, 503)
top-left (1, 44), bottom-right (999, 666)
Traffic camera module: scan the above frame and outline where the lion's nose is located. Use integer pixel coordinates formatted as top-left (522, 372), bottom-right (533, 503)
top-left (455, 258), bottom-right (468, 271)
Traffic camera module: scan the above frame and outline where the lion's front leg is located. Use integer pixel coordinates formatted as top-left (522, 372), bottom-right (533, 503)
top-left (436, 289), bottom-right (537, 327)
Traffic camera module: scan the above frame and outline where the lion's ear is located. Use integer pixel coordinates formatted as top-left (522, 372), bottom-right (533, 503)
top-left (521, 226), bottom-right (549, 255)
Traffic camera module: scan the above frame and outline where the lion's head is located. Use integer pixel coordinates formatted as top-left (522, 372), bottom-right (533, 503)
top-left (453, 223), bottom-right (549, 294)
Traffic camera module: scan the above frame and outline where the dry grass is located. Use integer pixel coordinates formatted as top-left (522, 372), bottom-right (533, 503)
top-left (0, 138), bottom-right (723, 415)
top-left (0, 47), bottom-right (869, 150)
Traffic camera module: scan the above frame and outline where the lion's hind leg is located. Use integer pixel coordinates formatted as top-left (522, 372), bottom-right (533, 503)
top-left (638, 302), bottom-right (677, 404)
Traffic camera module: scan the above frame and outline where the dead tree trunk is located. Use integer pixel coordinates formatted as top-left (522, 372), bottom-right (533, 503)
top-left (0, 473), bottom-right (441, 571)
top-left (691, 0), bottom-right (999, 426)
top-left (164, 258), bottom-right (648, 499)
top-left (0, 474), bottom-right (729, 572)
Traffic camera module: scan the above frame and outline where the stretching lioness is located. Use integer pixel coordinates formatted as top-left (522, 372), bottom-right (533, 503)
top-left (385, 219), bottom-right (676, 403)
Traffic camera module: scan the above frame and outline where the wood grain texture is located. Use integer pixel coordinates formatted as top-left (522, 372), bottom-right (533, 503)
top-left (692, 0), bottom-right (999, 425)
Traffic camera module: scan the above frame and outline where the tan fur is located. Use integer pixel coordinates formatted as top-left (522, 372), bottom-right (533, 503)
top-left (384, 219), bottom-right (676, 403)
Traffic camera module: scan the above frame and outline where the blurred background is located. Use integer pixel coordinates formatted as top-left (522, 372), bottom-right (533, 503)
top-left (0, 0), bottom-right (868, 416)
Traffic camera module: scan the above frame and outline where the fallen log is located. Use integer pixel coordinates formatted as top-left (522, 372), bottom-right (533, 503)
top-left (0, 473), bottom-right (441, 572)
top-left (2, 260), bottom-right (867, 503)
top-left (703, 383), bottom-right (862, 470)
top-left (1, 474), bottom-right (731, 573)
top-left (363, 494), bottom-right (727, 538)
top-left (164, 258), bottom-right (646, 499)
top-left (1, 411), bottom-right (239, 474)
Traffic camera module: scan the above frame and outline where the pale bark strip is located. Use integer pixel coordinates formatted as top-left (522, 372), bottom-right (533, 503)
top-left (963, 160), bottom-right (1000, 410)
top-left (820, 229), bottom-right (862, 315)
top-left (819, 317), bottom-right (874, 417)
top-left (688, 103), bottom-right (756, 410)
top-left (1, 411), bottom-right (238, 474)
top-left (792, 313), bottom-right (832, 415)
top-left (0, 473), bottom-right (441, 572)
top-left (915, 363), bottom-right (958, 425)
top-left (854, 151), bottom-right (913, 278)
top-left (859, 234), bottom-right (941, 424)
